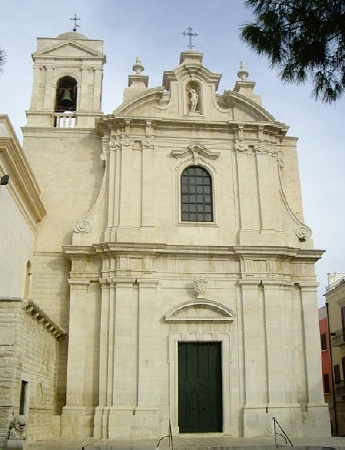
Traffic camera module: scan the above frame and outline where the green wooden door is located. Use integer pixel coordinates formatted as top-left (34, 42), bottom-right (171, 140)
top-left (178, 342), bottom-right (222, 433)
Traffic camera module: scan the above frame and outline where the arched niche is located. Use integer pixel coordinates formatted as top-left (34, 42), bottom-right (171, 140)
top-left (185, 81), bottom-right (202, 115)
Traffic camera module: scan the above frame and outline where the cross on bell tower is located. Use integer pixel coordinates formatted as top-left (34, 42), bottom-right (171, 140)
top-left (70, 14), bottom-right (81, 32)
top-left (182, 27), bottom-right (199, 49)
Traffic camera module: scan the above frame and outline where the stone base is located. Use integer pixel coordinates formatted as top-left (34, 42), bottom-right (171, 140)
top-left (61, 406), bottom-right (94, 438)
top-left (106, 406), bottom-right (159, 439)
top-left (243, 404), bottom-right (303, 438)
top-left (7, 439), bottom-right (27, 449)
top-left (302, 403), bottom-right (331, 437)
top-left (243, 403), bottom-right (331, 438)
top-left (94, 406), bottom-right (110, 439)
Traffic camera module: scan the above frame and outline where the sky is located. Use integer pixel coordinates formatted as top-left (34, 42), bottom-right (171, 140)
top-left (1, 0), bottom-right (344, 305)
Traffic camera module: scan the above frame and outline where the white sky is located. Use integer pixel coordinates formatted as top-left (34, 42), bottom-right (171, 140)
top-left (1, 0), bottom-right (344, 305)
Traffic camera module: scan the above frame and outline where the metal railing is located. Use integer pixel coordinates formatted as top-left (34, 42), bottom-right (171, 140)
top-left (325, 276), bottom-right (345, 293)
top-left (273, 416), bottom-right (293, 448)
top-left (156, 419), bottom-right (173, 449)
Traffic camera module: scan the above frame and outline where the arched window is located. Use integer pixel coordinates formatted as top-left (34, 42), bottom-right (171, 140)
top-left (181, 165), bottom-right (213, 222)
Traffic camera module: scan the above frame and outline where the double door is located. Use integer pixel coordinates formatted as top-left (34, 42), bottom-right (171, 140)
top-left (178, 342), bottom-right (222, 433)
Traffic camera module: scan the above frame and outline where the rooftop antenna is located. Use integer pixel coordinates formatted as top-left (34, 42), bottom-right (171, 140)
top-left (70, 14), bottom-right (81, 32)
top-left (182, 26), bottom-right (199, 49)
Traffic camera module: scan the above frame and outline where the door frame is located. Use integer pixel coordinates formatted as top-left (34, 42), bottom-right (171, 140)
top-left (168, 332), bottom-right (231, 435)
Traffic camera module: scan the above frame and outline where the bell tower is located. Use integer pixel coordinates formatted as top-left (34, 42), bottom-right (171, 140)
top-left (25, 30), bottom-right (106, 128)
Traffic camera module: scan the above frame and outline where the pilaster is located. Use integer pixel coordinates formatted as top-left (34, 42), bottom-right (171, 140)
top-left (137, 278), bottom-right (159, 406)
top-left (62, 279), bottom-right (93, 438)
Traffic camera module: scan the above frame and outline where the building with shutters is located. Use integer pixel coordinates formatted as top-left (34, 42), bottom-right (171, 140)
top-left (324, 273), bottom-right (345, 436)
top-left (0, 28), bottom-right (331, 444)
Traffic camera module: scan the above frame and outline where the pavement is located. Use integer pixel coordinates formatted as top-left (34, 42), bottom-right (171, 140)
top-left (26, 435), bottom-right (345, 450)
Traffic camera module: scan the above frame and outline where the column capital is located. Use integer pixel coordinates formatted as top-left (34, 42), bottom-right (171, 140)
top-left (113, 277), bottom-right (135, 286)
top-left (136, 278), bottom-right (159, 288)
top-left (297, 281), bottom-right (319, 291)
top-left (238, 279), bottom-right (261, 288)
top-left (68, 279), bottom-right (90, 289)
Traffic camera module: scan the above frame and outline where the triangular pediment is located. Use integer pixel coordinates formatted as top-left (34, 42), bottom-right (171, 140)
top-left (33, 41), bottom-right (104, 59)
top-left (164, 299), bottom-right (235, 322)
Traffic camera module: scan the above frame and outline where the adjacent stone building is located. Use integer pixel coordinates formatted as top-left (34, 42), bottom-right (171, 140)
top-left (0, 115), bottom-right (64, 446)
top-left (0, 28), bottom-right (331, 444)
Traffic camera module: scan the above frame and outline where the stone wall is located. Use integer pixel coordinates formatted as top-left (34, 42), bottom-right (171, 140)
top-left (0, 299), bottom-right (65, 446)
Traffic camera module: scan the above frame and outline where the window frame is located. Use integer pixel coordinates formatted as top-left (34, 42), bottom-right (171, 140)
top-left (320, 333), bottom-right (327, 351)
top-left (179, 164), bottom-right (216, 225)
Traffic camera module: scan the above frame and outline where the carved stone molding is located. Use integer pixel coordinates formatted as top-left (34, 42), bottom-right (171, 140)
top-left (295, 225), bottom-right (311, 241)
top-left (109, 138), bottom-right (132, 150)
top-left (193, 275), bottom-right (208, 299)
top-left (234, 140), bottom-right (249, 153)
top-left (277, 158), bottom-right (312, 240)
top-left (25, 300), bottom-right (66, 340)
top-left (164, 299), bottom-right (236, 323)
top-left (142, 139), bottom-right (155, 149)
top-left (74, 219), bottom-right (91, 233)
top-left (171, 142), bottom-right (220, 161)
top-left (253, 143), bottom-right (278, 156)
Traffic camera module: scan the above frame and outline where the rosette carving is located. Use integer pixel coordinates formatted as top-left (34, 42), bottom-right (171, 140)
top-left (295, 226), bottom-right (311, 241)
top-left (74, 219), bottom-right (91, 233)
top-left (235, 141), bottom-right (249, 153)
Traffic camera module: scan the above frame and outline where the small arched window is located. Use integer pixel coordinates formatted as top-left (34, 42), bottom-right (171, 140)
top-left (181, 165), bottom-right (213, 222)
top-left (55, 76), bottom-right (77, 112)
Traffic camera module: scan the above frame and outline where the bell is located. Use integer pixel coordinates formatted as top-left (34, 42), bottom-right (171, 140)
top-left (60, 89), bottom-right (73, 105)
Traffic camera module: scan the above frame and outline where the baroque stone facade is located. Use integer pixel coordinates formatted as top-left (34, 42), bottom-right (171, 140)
top-left (1, 29), bottom-right (331, 443)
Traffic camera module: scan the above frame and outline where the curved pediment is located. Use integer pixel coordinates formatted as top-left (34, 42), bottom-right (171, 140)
top-left (219, 90), bottom-right (281, 124)
top-left (113, 87), bottom-right (166, 116)
top-left (164, 299), bottom-right (235, 323)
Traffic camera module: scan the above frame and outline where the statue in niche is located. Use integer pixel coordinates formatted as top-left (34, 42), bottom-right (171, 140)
top-left (189, 88), bottom-right (199, 112)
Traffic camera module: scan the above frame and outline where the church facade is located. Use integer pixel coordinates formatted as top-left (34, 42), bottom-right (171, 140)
top-left (1, 29), bottom-right (331, 443)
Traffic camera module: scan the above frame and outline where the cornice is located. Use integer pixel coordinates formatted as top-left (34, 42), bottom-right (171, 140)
top-left (0, 116), bottom-right (46, 227)
top-left (63, 242), bottom-right (321, 261)
top-left (24, 299), bottom-right (66, 340)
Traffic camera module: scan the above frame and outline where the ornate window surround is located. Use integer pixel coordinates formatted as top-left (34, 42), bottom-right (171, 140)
top-left (172, 143), bottom-right (219, 227)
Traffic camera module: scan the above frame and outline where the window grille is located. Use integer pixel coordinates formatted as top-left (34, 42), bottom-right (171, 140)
top-left (181, 166), bottom-right (213, 222)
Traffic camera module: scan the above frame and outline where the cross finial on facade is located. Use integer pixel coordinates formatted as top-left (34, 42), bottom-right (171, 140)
top-left (182, 27), bottom-right (199, 49)
top-left (70, 14), bottom-right (81, 32)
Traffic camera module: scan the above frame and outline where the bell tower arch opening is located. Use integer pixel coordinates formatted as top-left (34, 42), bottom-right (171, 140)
top-left (55, 76), bottom-right (78, 113)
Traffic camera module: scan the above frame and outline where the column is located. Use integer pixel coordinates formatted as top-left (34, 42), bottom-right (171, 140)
top-left (62, 279), bottom-right (92, 437)
top-left (137, 278), bottom-right (159, 405)
top-left (255, 151), bottom-right (282, 232)
top-left (299, 282), bottom-right (331, 436)
top-left (241, 280), bottom-right (270, 436)
top-left (236, 151), bottom-right (259, 231)
top-left (263, 281), bottom-right (286, 405)
top-left (108, 277), bottom-right (136, 438)
top-left (94, 278), bottom-right (113, 438)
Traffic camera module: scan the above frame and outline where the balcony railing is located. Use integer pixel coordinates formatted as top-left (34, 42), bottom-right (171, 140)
top-left (325, 276), bottom-right (345, 293)
top-left (54, 112), bottom-right (76, 128)
top-left (331, 328), bottom-right (345, 347)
